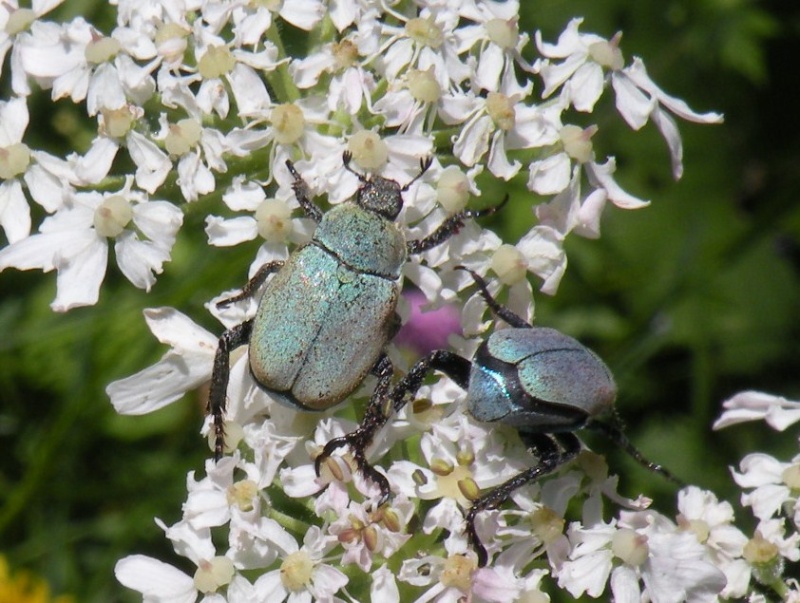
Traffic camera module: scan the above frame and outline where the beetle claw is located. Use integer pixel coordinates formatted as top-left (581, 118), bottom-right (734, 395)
top-left (314, 431), bottom-right (392, 504)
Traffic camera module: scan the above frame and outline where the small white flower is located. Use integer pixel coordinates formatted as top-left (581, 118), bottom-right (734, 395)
top-left (375, 6), bottom-right (471, 90)
top-left (118, 517), bottom-right (238, 599)
top-left (0, 96), bottom-right (64, 242)
top-left (399, 542), bottom-right (518, 603)
top-left (476, 223), bottom-right (566, 314)
top-left (455, 1), bottom-right (533, 97)
top-left (0, 178), bottom-right (182, 310)
top-left (557, 511), bottom-right (727, 602)
top-left (204, 177), bottom-right (315, 265)
top-left (447, 90), bottom-right (560, 180)
top-left (0, 0), bottom-right (67, 96)
top-left (733, 452), bottom-right (800, 524)
top-left (156, 114), bottom-right (229, 202)
top-left (713, 390), bottom-right (800, 432)
top-left (535, 18), bottom-right (722, 179)
top-left (328, 496), bottom-right (414, 571)
top-left (252, 525), bottom-right (348, 603)
top-left (676, 486), bottom-right (751, 598)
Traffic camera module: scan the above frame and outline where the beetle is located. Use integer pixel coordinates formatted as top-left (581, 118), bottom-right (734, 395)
top-left (317, 267), bottom-right (679, 565)
top-left (207, 153), bottom-right (505, 487)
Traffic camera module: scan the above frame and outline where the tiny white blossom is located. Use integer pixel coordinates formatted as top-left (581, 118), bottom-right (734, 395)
top-left (535, 18), bottom-right (722, 179)
top-left (0, 96), bottom-right (64, 242)
top-left (252, 526), bottom-right (348, 603)
top-left (733, 452), bottom-right (800, 524)
top-left (676, 486), bottom-right (751, 598)
top-left (713, 390), bottom-right (800, 432)
top-left (0, 178), bottom-right (182, 310)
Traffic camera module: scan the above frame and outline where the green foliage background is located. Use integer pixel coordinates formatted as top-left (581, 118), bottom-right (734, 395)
top-left (1, 0), bottom-right (799, 600)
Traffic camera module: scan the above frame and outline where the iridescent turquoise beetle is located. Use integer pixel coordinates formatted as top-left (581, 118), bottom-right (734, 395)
top-left (318, 268), bottom-right (679, 565)
top-left (208, 154), bottom-right (504, 483)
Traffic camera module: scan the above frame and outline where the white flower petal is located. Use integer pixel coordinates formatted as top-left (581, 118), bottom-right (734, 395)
top-left (51, 232), bottom-right (107, 311)
top-left (585, 158), bottom-right (650, 209)
top-left (371, 565), bottom-right (399, 603)
top-left (528, 152), bottom-right (571, 195)
top-left (454, 114), bottom-right (493, 167)
top-left (0, 96), bottom-right (29, 145)
top-left (487, 131), bottom-right (520, 180)
top-left (178, 152), bottom-right (215, 202)
top-left (115, 231), bottom-right (170, 290)
top-left (72, 136), bottom-right (119, 184)
top-left (279, 0), bottom-right (325, 31)
top-left (0, 179), bottom-right (31, 243)
top-left (24, 164), bottom-right (68, 212)
top-left (229, 63), bottom-right (270, 117)
top-left (651, 106), bottom-right (684, 180)
top-left (106, 307), bottom-right (217, 414)
top-left (127, 131), bottom-right (171, 193)
top-left (612, 71), bottom-right (656, 130)
top-left (206, 215), bottom-right (258, 247)
top-left (568, 61), bottom-right (605, 112)
top-left (624, 58), bottom-right (724, 124)
top-left (115, 555), bottom-right (196, 603)
top-left (132, 200), bottom-right (183, 247)
top-left (87, 62), bottom-right (126, 115)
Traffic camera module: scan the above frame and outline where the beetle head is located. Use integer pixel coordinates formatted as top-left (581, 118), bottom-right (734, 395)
top-left (356, 176), bottom-right (404, 220)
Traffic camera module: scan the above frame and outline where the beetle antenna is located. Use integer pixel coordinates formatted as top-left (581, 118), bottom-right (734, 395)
top-left (587, 412), bottom-right (684, 485)
top-left (401, 156), bottom-right (433, 192)
top-left (455, 266), bottom-right (529, 329)
top-left (342, 151), bottom-right (368, 182)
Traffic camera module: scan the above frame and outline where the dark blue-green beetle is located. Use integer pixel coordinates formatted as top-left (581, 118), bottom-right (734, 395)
top-left (319, 267), bottom-right (679, 565)
top-left (208, 154), bottom-right (504, 476)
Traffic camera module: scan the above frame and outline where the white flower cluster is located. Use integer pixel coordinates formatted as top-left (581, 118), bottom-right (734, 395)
top-left (711, 392), bottom-right (800, 601)
top-left (0, 0), bottom-right (747, 601)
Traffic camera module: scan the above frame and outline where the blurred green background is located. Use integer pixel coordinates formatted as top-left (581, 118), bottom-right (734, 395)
top-left (1, 0), bottom-right (799, 600)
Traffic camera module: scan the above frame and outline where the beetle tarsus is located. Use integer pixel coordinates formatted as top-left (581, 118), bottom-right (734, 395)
top-left (465, 433), bottom-right (581, 566)
top-left (285, 159), bottom-right (323, 223)
top-left (406, 194), bottom-right (509, 255)
top-left (314, 355), bottom-right (396, 502)
top-left (208, 320), bottom-right (253, 460)
top-left (455, 266), bottom-right (529, 329)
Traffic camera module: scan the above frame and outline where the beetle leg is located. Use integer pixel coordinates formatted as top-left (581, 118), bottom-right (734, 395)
top-left (208, 319), bottom-right (253, 461)
top-left (455, 266), bottom-right (529, 329)
top-left (587, 414), bottom-right (684, 485)
top-left (314, 355), bottom-right (393, 501)
top-left (406, 195), bottom-right (509, 256)
top-left (316, 355), bottom-right (395, 502)
top-left (400, 156), bottom-right (433, 192)
top-left (342, 150), bottom-right (368, 183)
top-left (285, 159), bottom-right (323, 223)
top-left (217, 261), bottom-right (284, 308)
top-left (316, 351), bottom-right (471, 504)
top-left (465, 432), bottom-right (581, 566)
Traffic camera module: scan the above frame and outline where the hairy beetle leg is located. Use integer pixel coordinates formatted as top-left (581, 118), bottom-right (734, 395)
top-left (216, 261), bottom-right (284, 308)
top-left (285, 159), bottom-right (323, 223)
top-left (406, 194), bottom-right (509, 255)
top-left (314, 355), bottom-right (395, 504)
top-left (208, 320), bottom-right (254, 460)
top-left (316, 428), bottom-right (393, 506)
top-left (466, 432), bottom-right (581, 566)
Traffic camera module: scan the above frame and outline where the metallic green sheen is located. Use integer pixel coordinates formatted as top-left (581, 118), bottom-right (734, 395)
top-left (486, 328), bottom-right (584, 364)
top-left (484, 327), bottom-right (617, 416)
top-left (314, 204), bottom-right (406, 277)
top-left (249, 244), bottom-right (399, 411)
top-left (516, 349), bottom-right (616, 415)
